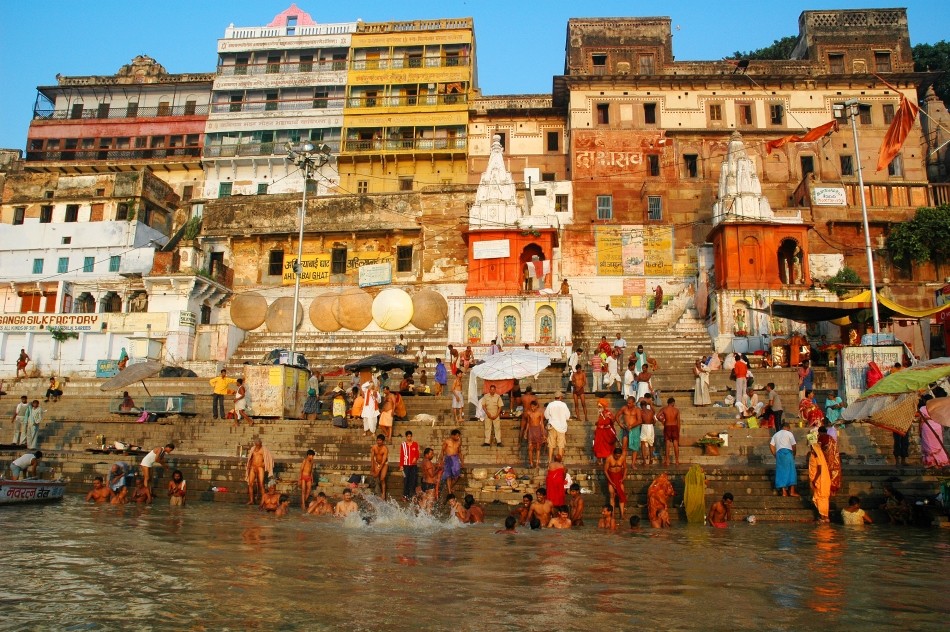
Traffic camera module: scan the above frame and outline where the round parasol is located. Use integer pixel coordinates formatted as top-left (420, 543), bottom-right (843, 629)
top-left (343, 354), bottom-right (418, 373)
top-left (99, 360), bottom-right (163, 396)
top-left (841, 357), bottom-right (950, 433)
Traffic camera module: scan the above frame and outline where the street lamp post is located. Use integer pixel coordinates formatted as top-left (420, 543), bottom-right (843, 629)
top-left (841, 99), bottom-right (881, 334)
top-left (285, 142), bottom-right (332, 362)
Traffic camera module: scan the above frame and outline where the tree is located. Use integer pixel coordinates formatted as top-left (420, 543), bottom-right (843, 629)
top-left (730, 36), bottom-right (799, 61)
top-left (912, 41), bottom-right (950, 106)
top-left (885, 204), bottom-right (950, 274)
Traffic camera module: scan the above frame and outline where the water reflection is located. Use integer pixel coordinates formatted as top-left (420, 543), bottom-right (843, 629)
top-left (0, 498), bottom-right (947, 631)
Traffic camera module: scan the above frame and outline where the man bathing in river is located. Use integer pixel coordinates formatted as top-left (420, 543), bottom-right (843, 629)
top-left (370, 435), bottom-right (389, 499)
top-left (420, 448), bottom-right (442, 511)
top-left (568, 483), bottom-right (585, 527)
top-left (598, 504), bottom-right (617, 529)
top-left (440, 429), bottom-right (464, 496)
top-left (604, 447), bottom-right (627, 519)
top-left (260, 481), bottom-right (281, 512)
top-left (307, 492), bottom-right (333, 515)
top-left (708, 492), bottom-right (734, 528)
top-left (86, 477), bottom-right (111, 503)
top-left (496, 516), bottom-right (518, 534)
top-left (246, 439), bottom-right (273, 506)
top-left (463, 494), bottom-right (485, 523)
top-left (334, 489), bottom-right (359, 517)
top-left (140, 444), bottom-right (174, 503)
top-left (527, 487), bottom-right (554, 527)
top-left (522, 400), bottom-right (546, 468)
top-left (299, 450), bottom-right (316, 511)
top-left (512, 494), bottom-right (532, 526)
top-left (548, 506), bottom-right (572, 529)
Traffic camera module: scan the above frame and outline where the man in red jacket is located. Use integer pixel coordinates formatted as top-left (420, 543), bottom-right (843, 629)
top-left (400, 430), bottom-right (420, 501)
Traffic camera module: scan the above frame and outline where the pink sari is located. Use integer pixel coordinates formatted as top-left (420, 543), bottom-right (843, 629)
top-left (919, 405), bottom-right (949, 467)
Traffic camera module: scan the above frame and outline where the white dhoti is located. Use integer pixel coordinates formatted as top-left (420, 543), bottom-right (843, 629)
top-left (363, 411), bottom-right (379, 433)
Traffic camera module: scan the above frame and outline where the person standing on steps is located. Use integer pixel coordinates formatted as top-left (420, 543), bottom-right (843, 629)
top-left (653, 284), bottom-right (664, 313)
top-left (451, 369), bottom-right (465, 423)
top-left (439, 429), bottom-right (464, 496)
top-left (209, 369), bottom-right (236, 420)
top-left (544, 391), bottom-right (570, 464)
top-left (570, 364), bottom-right (588, 422)
top-left (11, 395), bottom-right (29, 447)
top-left (232, 378), bottom-right (253, 426)
top-left (15, 349), bottom-right (30, 380)
top-left (400, 430), bottom-right (420, 501)
top-left (658, 397), bottom-right (681, 466)
top-left (479, 384), bottom-right (504, 447)
top-left (25, 399), bottom-right (44, 450)
top-left (613, 333), bottom-right (627, 368)
top-left (370, 434), bottom-right (390, 499)
top-left (245, 439), bottom-right (273, 506)
top-left (299, 449), bottom-right (316, 511)
top-left (434, 358), bottom-right (447, 397)
top-left (769, 421), bottom-right (799, 497)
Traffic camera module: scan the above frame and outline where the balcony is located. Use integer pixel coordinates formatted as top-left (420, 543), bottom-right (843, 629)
top-left (26, 147), bottom-right (201, 162)
top-left (217, 59), bottom-right (348, 76)
top-left (209, 97), bottom-right (345, 114)
top-left (32, 104), bottom-right (209, 121)
top-left (203, 141), bottom-right (339, 159)
top-left (150, 251), bottom-right (234, 289)
top-left (345, 93), bottom-right (467, 109)
top-left (342, 137), bottom-right (466, 154)
top-left (350, 55), bottom-right (470, 71)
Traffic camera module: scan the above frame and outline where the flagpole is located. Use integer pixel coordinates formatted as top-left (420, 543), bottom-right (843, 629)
top-left (844, 98), bottom-right (881, 334)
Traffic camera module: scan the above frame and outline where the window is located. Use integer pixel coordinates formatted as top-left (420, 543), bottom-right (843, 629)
top-left (65, 204), bottom-right (79, 222)
top-left (313, 88), bottom-right (328, 109)
top-left (647, 154), bottom-right (660, 176)
top-left (332, 53), bottom-right (346, 71)
top-left (116, 203), bottom-right (129, 221)
top-left (840, 155), bottom-right (854, 177)
top-left (591, 53), bottom-right (607, 75)
top-left (97, 102), bottom-right (110, 119)
top-left (109, 256), bottom-right (121, 272)
top-left (643, 103), bottom-right (657, 125)
top-left (596, 195), bottom-right (613, 220)
top-left (229, 95), bottom-right (243, 113)
top-left (126, 102), bottom-right (139, 117)
top-left (887, 154), bottom-right (903, 177)
top-left (357, 180), bottom-right (368, 194)
top-left (267, 56), bottom-right (281, 74)
top-left (286, 15), bottom-right (297, 35)
top-left (647, 196), bottom-right (663, 221)
top-left (62, 236), bottom-right (71, 245)
top-left (833, 102), bottom-right (848, 122)
top-left (184, 100), bottom-right (197, 115)
top-left (829, 54), bottom-right (845, 74)
top-left (554, 194), bottom-right (568, 212)
top-left (157, 101), bottom-right (171, 116)
top-left (399, 177), bottom-right (413, 192)
top-left (299, 55), bottom-right (313, 72)
top-left (268, 250), bottom-right (284, 276)
top-left (257, 183), bottom-right (268, 195)
top-left (182, 185), bottom-right (193, 201)
top-left (219, 182), bottom-right (233, 198)
top-left (32, 258), bottom-right (44, 274)
top-left (494, 132), bottom-right (506, 149)
top-left (70, 103), bottom-right (84, 119)
top-left (737, 103), bottom-right (753, 126)
top-left (546, 131), bottom-right (559, 152)
top-left (684, 154), bottom-right (698, 178)
top-left (639, 54), bottom-right (655, 75)
top-left (57, 257), bottom-right (69, 274)
top-left (596, 103), bottom-right (610, 125)
top-left (541, 173), bottom-right (556, 182)
top-left (331, 247), bottom-right (347, 274)
top-left (83, 257), bottom-right (94, 273)
top-left (883, 103), bottom-right (895, 124)
top-left (364, 90), bottom-right (378, 108)
top-left (875, 51), bottom-right (892, 73)
top-left (859, 105), bottom-right (871, 125)
top-left (396, 245), bottom-right (413, 273)
top-left (800, 156), bottom-right (815, 177)
top-left (265, 92), bottom-right (278, 111)
top-left (769, 103), bottom-right (784, 126)
top-left (235, 57), bottom-right (248, 75)
top-left (13, 207), bottom-right (25, 225)
top-left (40, 206), bottom-right (53, 223)
top-left (709, 104), bottom-right (723, 122)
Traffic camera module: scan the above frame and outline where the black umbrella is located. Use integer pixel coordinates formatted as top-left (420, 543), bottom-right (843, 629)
top-left (344, 354), bottom-right (418, 373)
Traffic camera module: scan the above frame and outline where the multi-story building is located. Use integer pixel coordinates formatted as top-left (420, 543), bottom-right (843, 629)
top-left (337, 17), bottom-right (476, 194)
top-left (25, 55), bottom-right (213, 219)
top-left (203, 5), bottom-right (357, 198)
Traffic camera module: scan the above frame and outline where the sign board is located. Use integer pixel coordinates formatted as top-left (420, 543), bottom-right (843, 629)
top-left (282, 251), bottom-right (393, 285)
top-left (472, 239), bottom-right (511, 260)
top-left (358, 262), bottom-right (393, 287)
top-left (839, 345), bottom-right (903, 405)
top-left (96, 360), bottom-right (120, 378)
top-left (178, 311), bottom-right (196, 329)
top-left (812, 187), bottom-right (847, 206)
top-left (0, 314), bottom-right (101, 333)
top-left (596, 225), bottom-right (674, 277)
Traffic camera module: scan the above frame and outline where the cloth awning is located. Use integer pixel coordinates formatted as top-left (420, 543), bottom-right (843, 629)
top-left (750, 299), bottom-right (872, 323)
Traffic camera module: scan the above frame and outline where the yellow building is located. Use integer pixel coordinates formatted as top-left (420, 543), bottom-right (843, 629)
top-left (337, 18), bottom-right (476, 194)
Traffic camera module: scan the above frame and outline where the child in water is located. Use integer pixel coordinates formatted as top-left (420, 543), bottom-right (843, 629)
top-left (168, 470), bottom-right (186, 506)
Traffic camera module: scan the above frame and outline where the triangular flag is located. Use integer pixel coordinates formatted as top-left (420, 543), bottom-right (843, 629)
top-left (875, 75), bottom-right (920, 172)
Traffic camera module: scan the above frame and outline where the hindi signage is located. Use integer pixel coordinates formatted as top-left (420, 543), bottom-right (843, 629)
top-left (473, 239), bottom-right (511, 260)
top-left (282, 251), bottom-right (394, 285)
top-left (359, 262), bottom-right (393, 287)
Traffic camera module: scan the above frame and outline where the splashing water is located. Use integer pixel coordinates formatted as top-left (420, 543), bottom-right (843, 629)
top-left (341, 493), bottom-right (466, 532)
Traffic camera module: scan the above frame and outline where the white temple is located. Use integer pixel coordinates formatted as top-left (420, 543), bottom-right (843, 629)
top-left (468, 135), bottom-right (523, 229)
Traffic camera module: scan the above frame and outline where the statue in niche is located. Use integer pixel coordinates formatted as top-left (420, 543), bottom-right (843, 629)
top-left (734, 306), bottom-right (747, 334)
top-left (538, 315), bottom-right (553, 344)
top-left (502, 314), bottom-right (517, 344)
top-left (467, 316), bottom-right (482, 344)
top-left (793, 247), bottom-right (804, 285)
top-left (129, 292), bottom-right (148, 313)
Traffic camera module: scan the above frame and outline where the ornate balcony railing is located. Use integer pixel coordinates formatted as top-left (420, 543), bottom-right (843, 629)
top-left (345, 93), bottom-right (467, 108)
top-left (32, 104), bottom-right (209, 121)
top-left (217, 59), bottom-right (348, 76)
top-left (26, 147), bottom-right (201, 162)
top-left (342, 137), bottom-right (467, 153)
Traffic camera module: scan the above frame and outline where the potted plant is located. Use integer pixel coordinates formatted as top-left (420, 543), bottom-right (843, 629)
top-left (697, 434), bottom-right (725, 456)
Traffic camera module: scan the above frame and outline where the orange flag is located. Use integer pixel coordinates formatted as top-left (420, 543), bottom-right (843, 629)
top-left (765, 120), bottom-right (838, 154)
top-left (875, 75), bottom-right (920, 172)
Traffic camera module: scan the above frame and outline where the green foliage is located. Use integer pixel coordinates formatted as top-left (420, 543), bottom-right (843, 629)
top-left (824, 267), bottom-right (862, 297)
top-left (912, 41), bottom-right (950, 106)
top-left (885, 205), bottom-right (950, 270)
top-left (47, 326), bottom-right (79, 343)
top-left (183, 216), bottom-right (202, 240)
top-left (730, 36), bottom-right (799, 61)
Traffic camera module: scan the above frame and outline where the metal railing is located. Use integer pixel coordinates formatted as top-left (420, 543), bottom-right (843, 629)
top-left (350, 55), bottom-right (469, 71)
top-left (26, 147), bottom-right (201, 162)
top-left (345, 93), bottom-right (467, 108)
top-left (209, 97), bottom-right (345, 114)
top-left (217, 60), bottom-right (347, 76)
top-left (203, 141), bottom-right (340, 158)
top-left (33, 104), bottom-right (209, 120)
top-left (342, 137), bottom-right (467, 153)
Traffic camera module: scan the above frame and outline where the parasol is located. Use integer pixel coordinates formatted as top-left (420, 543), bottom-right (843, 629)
top-left (841, 357), bottom-right (950, 433)
top-left (99, 360), bottom-right (163, 396)
top-left (468, 350), bottom-right (552, 407)
top-left (343, 354), bottom-right (418, 373)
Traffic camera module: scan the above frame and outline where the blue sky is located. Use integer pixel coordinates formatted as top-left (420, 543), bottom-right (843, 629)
top-left (0, 1), bottom-right (946, 150)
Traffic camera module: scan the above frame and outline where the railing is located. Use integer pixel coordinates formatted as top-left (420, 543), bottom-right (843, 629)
top-left (932, 183), bottom-right (950, 207)
top-left (203, 141), bottom-right (340, 158)
top-left (26, 148), bottom-right (201, 162)
top-left (342, 137), bottom-right (467, 153)
top-left (217, 59), bottom-right (347, 76)
top-left (350, 56), bottom-right (469, 71)
top-left (32, 104), bottom-right (209, 121)
top-left (223, 22), bottom-right (357, 39)
top-left (345, 93), bottom-right (467, 108)
top-left (209, 97), bottom-right (345, 114)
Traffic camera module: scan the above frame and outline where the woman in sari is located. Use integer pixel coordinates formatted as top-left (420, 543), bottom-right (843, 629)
top-left (593, 398), bottom-right (617, 464)
top-left (808, 438), bottom-right (831, 523)
top-left (919, 395), bottom-right (949, 468)
top-left (817, 426), bottom-right (842, 494)
top-left (799, 389), bottom-right (825, 427)
top-left (693, 358), bottom-right (711, 406)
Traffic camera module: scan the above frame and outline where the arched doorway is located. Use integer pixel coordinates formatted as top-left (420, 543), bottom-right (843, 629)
top-left (777, 238), bottom-right (801, 285)
top-left (75, 292), bottom-right (96, 313)
top-left (497, 306), bottom-right (521, 346)
top-left (102, 292), bottom-right (122, 313)
top-left (520, 244), bottom-right (545, 291)
top-left (464, 307), bottom-right (483, 344)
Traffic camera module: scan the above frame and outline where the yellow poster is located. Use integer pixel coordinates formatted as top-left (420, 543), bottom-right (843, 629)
top-left (597, 225), bottom-right (673, 277)
top-left (268, 367), bottom-right (283, 386)
top-left (282, 251), bottom-right (394, 285)
top-left (643, 225), bottom-right (674, 276)
top-left (596, 227), bottom-right (623, 276)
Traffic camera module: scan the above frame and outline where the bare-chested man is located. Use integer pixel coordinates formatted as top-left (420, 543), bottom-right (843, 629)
top-left (598, 504), bottom-right (617, 529)
top-left (440, 428), bottom-right (464, 496)
top-left (708, 492), bottom-right (734, 528)
top-left (307, 491), bottom-right (333, 515)
top-left (638, 398), bottom-right (657, 466)
top-left (519, 387), bottom-right (539, 443)
top-left (420, 448), bottom-right (442, 511)
top-left (527, 487), bottom-right (554, 527)
top-left (571, 364), bottom-right (588, 421)
top-left (378, 387), bottom-right (395, 443)
top-left (370, 434), bottom-right (389, 499)
top-left (260, 481), bottom-right (281, 511)
top-left (85, 477), bottom-right (111, 503)
top-left (658, 397), bottom-right (682, 466)
top-left (447, 494), bottom-right (468, 522)
top-left (274, 494), bottom-right (291, 517)
top-left (299, 449), bottom-right (316, 511)
top-left (568, 483), bottom-right (585, 526)
top-left (464, 494), bottom-right (485, 523)
top-left (604, 447), bottom-right (627, 518)
top-left (616, 396), bottom-right (643, 469)
top-left (334, 488), bottom-right (359, 517)
top-left (245, 439), bottom-right (272, 506)
top-left (130, 477), bottom-right (149, 503)
top-left (548, 506), bottom-right (573, 529)
top-left (522, 400), bottom-right (546, 468)
top-left (512, 494), bottom-right (532, 526)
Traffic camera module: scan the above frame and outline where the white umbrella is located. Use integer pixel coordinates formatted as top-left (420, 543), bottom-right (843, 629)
top-left (467, 350), bottom-right (552, 408)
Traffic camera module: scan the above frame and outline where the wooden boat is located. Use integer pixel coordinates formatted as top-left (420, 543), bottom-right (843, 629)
top-left (0, 478), bottom-right (66, 505)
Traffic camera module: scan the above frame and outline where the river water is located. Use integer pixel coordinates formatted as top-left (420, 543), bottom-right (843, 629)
top-left (1, 497), bottom-right (947, 631)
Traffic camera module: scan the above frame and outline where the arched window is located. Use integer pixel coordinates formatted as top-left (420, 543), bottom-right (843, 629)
top-left (102, 292), bottom-right (122, 313)
top-left (777, 238), bottom-right (802, 285)
top-left (76, 292), bottom-right (96, 313)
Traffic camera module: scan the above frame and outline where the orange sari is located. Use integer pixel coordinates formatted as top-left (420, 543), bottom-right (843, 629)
top-left (809, 445), bottom-right (831, 520)
top-left (818, 435), bottom-right (842, 494)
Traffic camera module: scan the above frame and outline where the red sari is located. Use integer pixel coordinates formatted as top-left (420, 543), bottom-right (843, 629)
top-left (817, 434), bottom-right (842, 494)
top-left (546, 465), bottom-right (567, 507)
top-left (799, 398), bottom-right (824, 427)
top-left (593, 409), bottom-right (617, 459)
